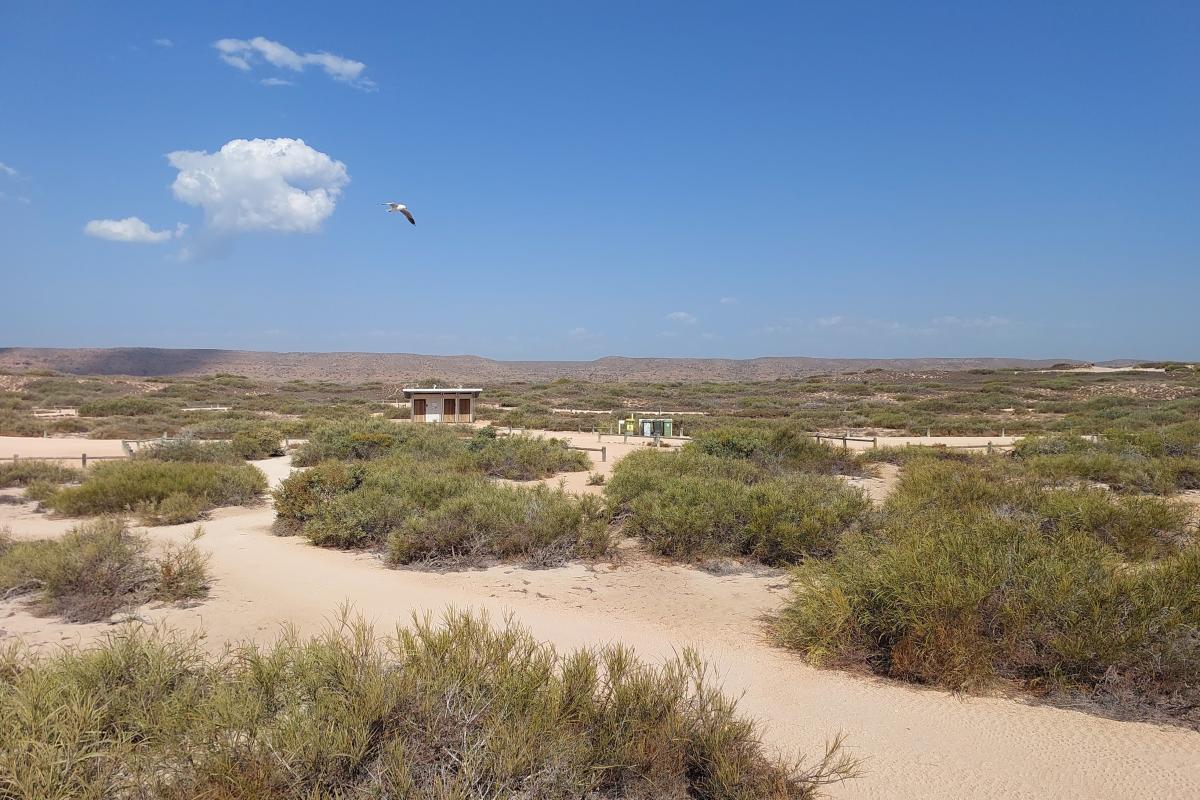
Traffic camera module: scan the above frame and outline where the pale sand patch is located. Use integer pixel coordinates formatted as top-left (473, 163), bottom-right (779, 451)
top-left (0, 435), bottom-right (127, 461)
top-left (2, 447), bottom-right (1197, 798)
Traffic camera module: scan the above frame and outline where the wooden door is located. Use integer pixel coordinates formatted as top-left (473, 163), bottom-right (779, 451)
top-left (413, 398), bottom-right (426, 420)
top-left (459, 398), bottom-right (471, 421)
top-left (443, 398), bottom-right (456, 422)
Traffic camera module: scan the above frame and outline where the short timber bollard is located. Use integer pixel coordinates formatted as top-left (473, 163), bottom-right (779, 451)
top-left (986, 442), bottom-right (993, 455)
top-left (873, 436), bottom-right (878, 448)
top-left (82, 453), bottom-right (88, 468)
top-left (842, 434), bottom-right (849, 449)
top-left (601, 446), bottom-right (607, 462)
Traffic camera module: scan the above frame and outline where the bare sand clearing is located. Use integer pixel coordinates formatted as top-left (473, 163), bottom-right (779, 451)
top-left (1, 440), bottom-right (1198, 798)
top-left (0, 435), bottom-right (127, 461)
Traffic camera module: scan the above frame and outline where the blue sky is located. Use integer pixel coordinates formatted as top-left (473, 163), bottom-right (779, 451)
top-left (1, 2), bottom-right (1197, 361)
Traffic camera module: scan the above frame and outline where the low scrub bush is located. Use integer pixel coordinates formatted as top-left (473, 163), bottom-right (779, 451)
top-left (275, 457), bottom-right (607, 562)
top-left (77, 397), bottom-right (170, 417)
top-left (0, 518), bottom-right (211, 622)
top-left (292, 418), bottom-right (455, 465)
top-left (136, 491), bottom-right (206, 526)
top-left (133, 439), bottom-right (240, 463)
top-left (231, 425), bottom-right (285, 459)
top-left (0, 460), bottom-right (80, 488)
top-left (1015, 429), bottom-right (1200, 493)
top-left (778, 459), bottom-right (1200, 722)
top-left (692, 426), bottom-right (864, 475)
top-left (0, 611), bottom-right (854, 798)
top-left (466, 432), bottom-right (590, 479)
top-left (152, 533), bottom-right (211, 602)
top-left (47, 460), bottom-right (266, 517)
top-left (388, 484), bottom-right (609, 566)
top-left (623, 474), bottom-right (871, 564)
top-left (294, 420), bottom-right (590, 480)
top-left (887, 460), bottom-right (1192, 559)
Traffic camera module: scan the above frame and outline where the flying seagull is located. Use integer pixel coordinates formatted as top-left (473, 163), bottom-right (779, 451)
top-left (382, 202), bottom-right (415, 225)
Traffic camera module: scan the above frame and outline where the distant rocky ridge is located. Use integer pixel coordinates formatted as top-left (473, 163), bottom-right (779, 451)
top-left (0, 347), bottom-right (1131, 383)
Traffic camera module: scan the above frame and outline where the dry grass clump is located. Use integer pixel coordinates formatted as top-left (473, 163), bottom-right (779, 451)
top-left (0, 460), bottom-right (80, 488)
top-left (44, 460), bottom-right (266, 521)
top-left (777, 459), bottom-right (1200, 723)
top-left (0, 518), bottom-right (211, 622)
top-left (275, 458), bottom-right (608, 564)
top-left (0, 611), bottom-right (855, 799)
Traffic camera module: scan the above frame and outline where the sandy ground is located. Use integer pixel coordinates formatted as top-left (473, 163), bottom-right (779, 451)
top-left (840, 434), bottom-right (1022, 452)
top-left (1, 438), bottom-right (1198, 798)
top-left (0, 435), bottom-right (128, 461)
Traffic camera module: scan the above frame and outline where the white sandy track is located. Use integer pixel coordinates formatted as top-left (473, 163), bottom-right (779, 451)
top-left (0, 448), bottom-right (1198, 798)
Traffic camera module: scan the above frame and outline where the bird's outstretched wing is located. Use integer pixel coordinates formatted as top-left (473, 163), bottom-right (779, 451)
top-left (382, 202), bottom-right (398, 211)
top-left (400, 207), bottom-right (416, 225)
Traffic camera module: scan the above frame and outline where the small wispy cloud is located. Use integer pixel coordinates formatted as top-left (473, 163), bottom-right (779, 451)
top-left (214, 36), bottom-right (374, 89)
top-left (260, 77), bottom-right (294, 87)
top-left (0, 162), bottom-right (17, 178)
top-left (84, 217), bottom-right (186, 243)
top-left (719, 296), bottom-right (738, 305)
top-left (568, 326), bottom-right (602, 340)
top-left (153, 38), bottom-right (173, 48)
top-left (931, 315), bottom-right (1011, 329)
top-left (666, 311), bottom-right (697, 324)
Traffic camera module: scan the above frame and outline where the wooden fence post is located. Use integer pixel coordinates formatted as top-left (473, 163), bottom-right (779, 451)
top-left (986, 442), bottom-right (993, 455)
top-left (873, 437), bottom-right (878, 448)
top-left (82, 453), bottom-right (88, 468)
top-left (601, 446), bottom-right (607, 463)
top-left (842, 434), bottom-right (848, 449)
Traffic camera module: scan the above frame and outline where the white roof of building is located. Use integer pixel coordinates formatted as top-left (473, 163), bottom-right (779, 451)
top-left (403, 387), bottom-right (483, 396)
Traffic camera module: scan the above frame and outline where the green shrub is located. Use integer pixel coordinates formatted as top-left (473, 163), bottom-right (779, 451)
top-left (605, 448), bottom-right (764, 511)
top-left (22, 479), bottom-right (60, 504)
top-left (0, 460), bottom-right (81, 488)
top-left (388, 484), bottom-right (609, 566)
top-left (0, 611), bottom-right (854, 798)
top-left (133, 439), bottom-right (240, 463)
top-left (292, 418), bottom-right (438, 465)
top-left (777, 459), bottom-right (1200, 720)
top-left (77, 397), bottom-right (170, 416)
top-left (886, 460), bottom-right (1191, 560)
top-left (466, 433), bottom-right (590, 479)
top-left (231, 426), bottom-right (285, 460)
top-left (47, 460), bottom-right (266, 517)
top-left (692, 426), bottom-right (864, 475)
top-left (272, 459), bottom-right (365, 526)
top-left (623, 474), bottom-right (870, 564)
top-left (295, 420), bottom-right (590, 480)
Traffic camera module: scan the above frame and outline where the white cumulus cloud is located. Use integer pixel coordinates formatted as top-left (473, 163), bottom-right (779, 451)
top-left (666, 311), bottom-right (697, 324)
top-left (84, 217), bottom-right (186, 243)
top-left (167, 138), bottom-right (349, 234)
top-left (0, 162), bottom-right (17, 177)
top-left (214, 36), bottom-right (374, 89)
top-left (153, 38), bottom-right (173, 48)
